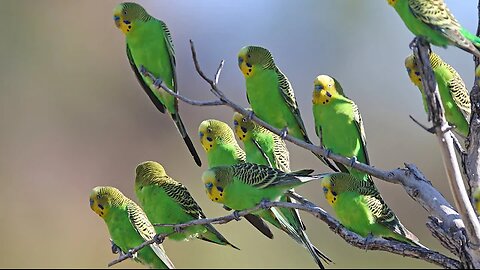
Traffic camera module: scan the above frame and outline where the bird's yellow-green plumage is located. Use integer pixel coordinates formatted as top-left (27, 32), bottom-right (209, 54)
top-left (237, 46), bottom-right (339, 172)
top-left (113, 2), bottom-right (201, 167)
top-left (198, 119), bottom-right (246, 167)
top-left (387, 0), bottom-right (480, 57)
top-left (232, 111), bottom-right (330, 268)
top-left (90, 186), bottom-right (175, 269)
top-left (134, 161), bottom-right (238, 249)
top-left (320, 173), bottom-right (423, 247)
top-left (198, 119), bottom-right (276, 239)
top-left (473, 188), bottom-right (480, 213)
top-left (312, 75), bottom-right (370, 181)
top-left (404, 52), bottom-right (471, 138)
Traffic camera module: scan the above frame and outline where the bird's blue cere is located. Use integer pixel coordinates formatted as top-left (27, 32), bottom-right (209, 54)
top-left (315, 85), bottom-right (324, 91)
top-left (238, 57), bottom-right (243, 65)
top-left (205, 182), bottom-right (213, 189)
top-left (322, 186), bottom-right (328, 194)
top-left (113, 15), bottom-right (120, 21)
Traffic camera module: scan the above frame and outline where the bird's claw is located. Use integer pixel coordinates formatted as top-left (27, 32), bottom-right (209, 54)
top-left (126, 249), bottom-right (137, 259)
top-left (153, 78), bottom-right (163, 89)
top-left (110, 239), bottom-right (122, 255)
top-left (409, 37), bottom-right (418, 50)
top-left (223, 205), bottom-right (232, 211)
top-left (280, 127), bottom-right (288, 139)
top-left (232, 210), bottom-right (241, 221)
top-left (259, 199), bottom-right (270, 210)
top-left (349, 156), bottom-right (357, 167)
top-left (247, 111), bottom-right (255, 121)
top-left (139, 65), bottom-right (147, 76)
top-left (364, 233), bottom-right (374, 251)
top-left (154, 233), bottom-right (165, 244)
top-left (325, 149), bottom-right (332, 158)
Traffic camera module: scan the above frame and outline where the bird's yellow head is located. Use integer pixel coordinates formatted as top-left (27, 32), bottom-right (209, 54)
top-left (113, 2), bottom-right (148, 35)
top-left (89, 186), bottom-right (125, 219)
top-left (198, 119), bottom-right (237, 152)
top-left (476, 65), bottom-right (480, 87)
top-left (387, 0), bottom-right (397, 6)
top-left (135, 161), bottom-right (167, 187)
top-left (312, 75), bottom-right (344, 105)
top-left (232, 110), bottom-right (254, 142)
top-left (202, 168), bottom-right (229, 204)
top-left (320, 176), bottom-right (338, 207)
top-left (237, 46), bottom-right (275, 78)
top-left (404, 54), bottom-right (423, 88)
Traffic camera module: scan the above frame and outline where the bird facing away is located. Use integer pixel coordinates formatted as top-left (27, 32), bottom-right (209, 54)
top-left (134, 161), bottom-right (238, 249)
top-left (387, 0), bottom-right (480, 57)
top-left (232, 111), bottom-right (330, 268)
top-left (237, 45), bottom-right (339, 172)
top-left (320, 173), bottom-right (424, 247)
top-left (405, 52), bottom-right (471, 138)
top-left (312, 75), bottom-right (371, 182)
top-left (198, 119), bottom-right (274, 239)
top-left (90, 186), bottom-right (175, 269)
top-left (113, 2), bottom-right (201, 166)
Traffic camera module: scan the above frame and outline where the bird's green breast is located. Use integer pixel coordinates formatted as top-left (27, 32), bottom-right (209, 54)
top-left (207, 144), bottom-right (242, 168)
top-left (221, 180), bottom-right (282, 210)
top-left (244, 134), bottom-right (275, 166)
top-left (246, 70), bottom-right (294, 130)
top-left (393, 0), bottom-right (449, 47)
top-left (333, 192), bottom-right (375, 237)
top-left (104, 207), bottom-right (163, 268)
top-left (313, 99), bottom-right (363, 162)
top-left (126, 20), bottom-right (176, 112)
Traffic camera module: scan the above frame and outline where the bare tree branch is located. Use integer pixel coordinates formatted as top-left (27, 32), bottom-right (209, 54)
top-left (108, 193), bottom-right (461, 268)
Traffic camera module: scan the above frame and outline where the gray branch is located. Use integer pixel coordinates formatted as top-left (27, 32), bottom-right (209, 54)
top-left (109, 194), bottom-right (460, 269)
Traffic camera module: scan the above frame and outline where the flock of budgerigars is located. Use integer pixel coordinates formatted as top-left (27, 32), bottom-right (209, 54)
top-left (89, 1), bottom-right (480, 268)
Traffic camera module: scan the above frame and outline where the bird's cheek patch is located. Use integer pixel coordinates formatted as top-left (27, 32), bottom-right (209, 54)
top-left (325, 191), bottom-right (337, 207)
top-left (207, 185), bottom-right (225, 204)
top-left (201, 136), bottom-right (214, 152)
top-left (312, 90), bottom-right (331, 105)
top-left (240, 62), bottom-right (253, 78)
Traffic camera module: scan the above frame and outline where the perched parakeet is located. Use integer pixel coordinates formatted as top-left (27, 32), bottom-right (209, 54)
top-left (237, 46), bottom-right (338, 172)
top-left (113, 2), bottom-right (201, 166)
top-left (202, 162), bottom-right (332, 268)
top-left (134, 161), bottom-right (238, 249)
top-left (320, 173), bottom-right (423, 247)
top-left (89, 186), bottom-right (175, 269)
top-left (405, 52), bottom-right (471, 138)
top-left (198, 119), bottom-right (274, 239)
top-left (312, 75), bottom-right (370, 181)
top-left (233, 111), bottom-right (329, 268)
top-left (387, 0), bottom-right (480, 57)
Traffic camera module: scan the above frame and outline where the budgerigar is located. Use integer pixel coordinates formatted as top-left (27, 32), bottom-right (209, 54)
top-left (387, 0), bottom-right (480, 57)
top-left (312, 75), bottom-right (370, 182)
top-left (134, 161), bottom-right (238, 249)
top-left (198, 119), bottom-right (273, 239)
top-left (237, 46), bottom-right (338, 172)
top-left (202, 162), bottom-right (331, 268)
top-left (113, 2), bottom-right (201, 166)
top-left (233, 111), bottom-right (329, 268)
top-left (320, 173), bottom-right (423, 247)
top-left (405, 52), bottom-right (471, 138)
top-left (90, 186), bottom-right (175, 269)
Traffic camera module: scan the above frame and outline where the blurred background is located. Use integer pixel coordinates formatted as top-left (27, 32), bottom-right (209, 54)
top-left (0, 0), bottom-right (477, 268)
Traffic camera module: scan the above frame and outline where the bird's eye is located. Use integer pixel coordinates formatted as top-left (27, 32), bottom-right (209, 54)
top-left (238, 57), bottom-right (243, 65)
top-left (124, 11), bottom-right (127, 15)
top-left (233, 120), bottom-right (238, 126)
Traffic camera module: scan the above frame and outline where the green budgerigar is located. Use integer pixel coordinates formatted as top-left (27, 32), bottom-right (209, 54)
top-left (320, 173), bottom-right (423, 247)
top-left (202, 162), bottom-right (332, 268)
top-left (90, 186), bottom-right (175, 269)
top-left (113, 2), bottom-right (201, 166)
top-left (134, 160), bottom-right (238, 249)
top-left (237, 46), bottom-right (338, 172)
top-left (312, 75), bottom-right (370, 182)
top-left (198, 119), bottom-right (274, 239)
top-left (387, 0), bottom-right (480, 57)
top-left (405, 52), bottom-right (471, 138)
top-left (232, 111), bottom-right (329, 268)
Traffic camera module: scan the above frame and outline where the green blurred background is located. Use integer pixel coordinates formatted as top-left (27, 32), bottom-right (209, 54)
top-left (0, 0), bottom-right (477, 268)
